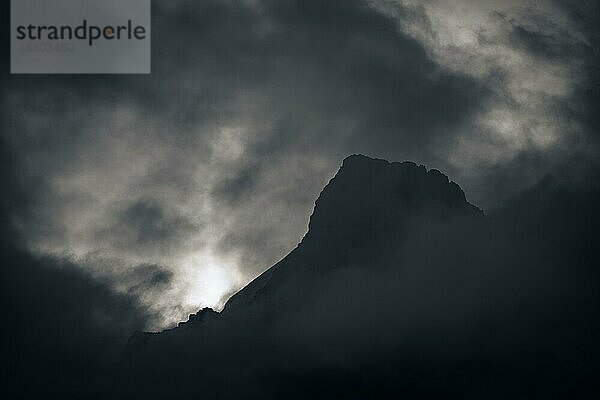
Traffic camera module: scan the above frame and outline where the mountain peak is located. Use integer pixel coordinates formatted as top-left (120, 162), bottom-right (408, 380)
top-left (299, 155), bottom-right (481, 263)
top-left (335, 154), bottom-right (471, 206)
top-left (128, 155), bottom-right (482, 342)
top-left (341, 153), bottom-right (390, 166)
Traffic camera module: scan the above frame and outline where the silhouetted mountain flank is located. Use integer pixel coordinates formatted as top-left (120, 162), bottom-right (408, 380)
top-left (133, 155), bottom-right (481, 335)
top-left (121, 155), bottom-right (600, 399)
top-left (126, 155), bottom-right (482, 353)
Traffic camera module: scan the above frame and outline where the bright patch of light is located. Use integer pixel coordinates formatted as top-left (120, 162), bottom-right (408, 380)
top-left (182, 251), bottom-right (240, 311)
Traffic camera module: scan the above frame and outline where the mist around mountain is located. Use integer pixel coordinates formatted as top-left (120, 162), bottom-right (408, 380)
top-left (2, 155), bottom-right (600, 399)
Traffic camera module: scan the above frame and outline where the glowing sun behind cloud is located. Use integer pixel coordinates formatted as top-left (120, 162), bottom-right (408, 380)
top-left (182, 251), bottom-right (241, 312)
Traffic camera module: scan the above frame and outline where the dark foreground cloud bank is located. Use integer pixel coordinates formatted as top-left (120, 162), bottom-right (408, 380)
top-left (0, 247), bottom-right (148, 398)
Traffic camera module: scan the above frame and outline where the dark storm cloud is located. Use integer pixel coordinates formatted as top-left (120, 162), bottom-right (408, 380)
top-left (96, 262), bottom-right (175, 299)
top-left (95, 198), bottom-right (198, 257)
top-left (120, 199), bottom-right (186, 243)
top-left (1, 0), bottom-right (488, 304)
top-left (1, 0), bottom-right (600, 324)
top-left (464, 0), bottom-right (600, 207)
top-left (504, 1), bottom-right (590, 61)
top-left (0, 1), bottom-right (599, 395)
top-left (130, 263), bottom-right (174, 287)
top-left (556, 1), bottom-right (600, 141)
top-left (510, 23), bottom-right (582, 60)
top-left (0, 246), bottom-right (153, 399)
top-left (213, 164), bottom-right (260, 205)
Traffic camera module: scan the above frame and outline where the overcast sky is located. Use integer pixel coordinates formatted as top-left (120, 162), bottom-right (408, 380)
top-left (2, 0), bottom-right (599, 328)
